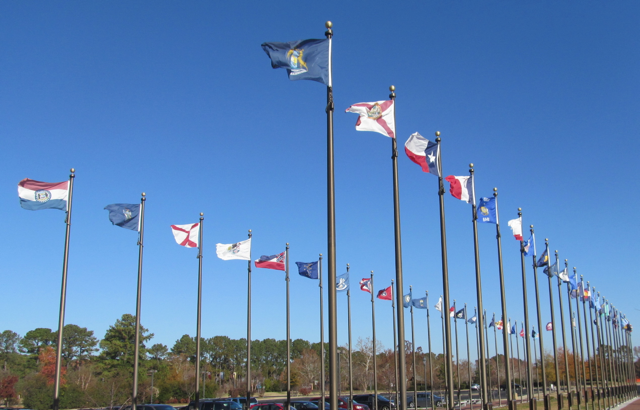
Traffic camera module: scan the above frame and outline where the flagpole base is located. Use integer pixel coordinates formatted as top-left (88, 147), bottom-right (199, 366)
top-left (529, 398), bottom-right (537, 410)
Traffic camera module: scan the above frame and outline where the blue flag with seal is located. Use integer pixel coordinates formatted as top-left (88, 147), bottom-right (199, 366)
top-left (336, 272), bottom-right (349, 292)
top-left (524, 235), bottom-right (534, 257)
top-left (296, 261), bottom-right (319, 279)
top-left (104, 203), bottom-right (140, 231)
top-left (403, 290), bottom-right (412, 308)
top-left (412, 297), bottom-right (427, 309)
top-left (261, 39), bottom-right (329, 86)
top-left (536, 247), bottom-right (549, 267)
top-left (477, 197), bottom-right (497, 223)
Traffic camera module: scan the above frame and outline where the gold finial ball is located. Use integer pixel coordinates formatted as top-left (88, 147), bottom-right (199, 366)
top-left (469, 163), bottom-right (474, 168)
top-left (286, 242), bottom-right (289, 246)
top-left (347, 263), bottom-right (350, 267)
top-left (545, 238), bottom-right (548, 241)
top-left (518, 207), bottom-right (522, 211)
top-left (248, 229), bottom-right (252, 233)
top-left (565, 259), bottom-right (568, 262)
top-left (493, 187), bottom-right (497, 192)
top-left (319, 253), bottom-right (322, 257)
top-left (325, 21), bottom-right (332, 28)
top-left (70, 168), bottom-right (75, 173)
top-left (574, 267), bottom-right (576, 270)
top-left (200, 212), bottom-right (204, 216)
top-left (389, 85), bottom-right (395, 91)
top-left (530, 225), bottom-right (534, 228)
top-left (435, 131), bottom-right (440, 137)
top-left (142, 192), bottom-right (146, 196)
top-left (371, 270), bottom-right (374, 273)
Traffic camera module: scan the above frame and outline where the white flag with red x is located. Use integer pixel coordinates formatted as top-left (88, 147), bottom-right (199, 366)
top-left (170, 223), bottom-right (200, 248)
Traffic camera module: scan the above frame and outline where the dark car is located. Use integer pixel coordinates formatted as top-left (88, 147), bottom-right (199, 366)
top-left (123, 405), bottom-right (176, 410)
top-left (180, 400), bottom-right (242, 410)
top-left (309, 397), bottom-right (369, 410)
top-left (407, 392), bottom-right (445, 408)
top-left (290, 402), bottom-right (319, 410)
top-left (229, 398), bottom-right (259, 408)
top-left (500, 383), bottom-right (521, 391)
top-left (308, 399), bottom-right (330, 410)
top-left (352, 394), bottom-right (395, 410)
top-left (250, 404), bottom-right (294, 410)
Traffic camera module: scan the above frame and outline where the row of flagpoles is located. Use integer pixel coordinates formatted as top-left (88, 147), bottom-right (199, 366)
top-left (16, 21), bottom-right (636, 410)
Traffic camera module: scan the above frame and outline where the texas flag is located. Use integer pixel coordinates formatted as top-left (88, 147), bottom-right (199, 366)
top-left (377, 286), bottom-right (392, 300)
top-left (507, 218), bottom-right (523, 241)
top-left (255, 252), bottom-right (285, 271)
top-left (405, 132), bottom-right (440, 176)
top-left (345, 100), bottom-right (395, 138)
top-left (445, 175), bottom-right (474, 204)
top-left (170, 223), bottom-right (200, 248)
top-left (18, 178), bottom-right (68, 211)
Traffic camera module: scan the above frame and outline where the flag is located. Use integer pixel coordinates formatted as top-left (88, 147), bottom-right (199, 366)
top-left (455, 308), bottom-right (466, 320)
top-left (216, 238), bottom-right (252, 261)
top-left (434, 297), bottom-right (443, 312)
top-left (477, 197), bottom-right (497, 224)
top-left (536, 247), bottom-right (549, 267)
top-left (496, 320), bottom-right (504, 330)
top-left (546, 322), bottom-right (553, 331)
top-left (296, 261), bottom-right (319, 279)
top-left (405, 132), bottom-right (440, 176)
top-left (170, 223), bottom-right (200, 248)
top-left (255, 252), bottom-right (285, 271)
top-left (261, 39), bottom-right (329, 85)
top-left (445, 175), bottom-right (474, 203)
top-left (449, 306), bottom-right (455, 317)
top-left (532, 329), bottom-right (538, 338)
top-left (18, 178), bottom-right (69, 211)
top-left (346, 100), bottom-right (395, 138)
top-left (524, 235), bottom-right (534, 257)
top-left (520, 328), bottom-right (525, 338)
top-left (543, 262), bottom-right (559, 277)
top-left (412, 297), bottom-right (427, 309)
top-left (403, 290), bottom-right (412, 308)
top-left (377, 286), bottom-right (392, 300)
top-left (467, 315), bottom-right (477, 324)
top-left (507, 218), bottom-right (523, 241)
top-left (583, 286), bottom-right (590, 301)
top-left (569, 270), bottom-right (578, 292)
top-left (336, 272), bottom-right (349, 292)
top-left (590, 289), bottom-right (597, 309)
top-left (510, 323), bottom-right (516, 335)
top-left (105, 204), bottom-right (141, 231)
top-left (489, 317), bottom-right (496, 328)
top-left (558, 267), bottom-right (569, 283)
top-left (360, 278), bottom-right (372, 293)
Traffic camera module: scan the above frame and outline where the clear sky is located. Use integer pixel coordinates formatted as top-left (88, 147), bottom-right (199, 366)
top-left (1, 1), bottom-right (639, 363)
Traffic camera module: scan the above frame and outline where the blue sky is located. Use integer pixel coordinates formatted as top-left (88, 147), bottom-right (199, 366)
top-left (1, 1), bottom-right (639, 364)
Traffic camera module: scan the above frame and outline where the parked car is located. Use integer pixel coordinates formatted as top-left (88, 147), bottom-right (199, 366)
top-left (308, 397), bottom-right (369, 410)
top-left (180, 400), bottom-right (243, 410)
top-left (470, 384), bottom-right (480, 391)
top-left (406, 392), bottom-right (445, 408)
top-left (123, 405), bottom-right (177, 410)
top-left (249, 404), bottom-right (294, 410)
top-left (500, 383), bottom-right (521, 391)
top-left (352, 394), bottom-right (395, 410)
top-left (290, 401), bottom-right (319, 410)
top-left (308, 399), bottom-right (330, 410)
top-left (229, 398), bottom-right (259, 408)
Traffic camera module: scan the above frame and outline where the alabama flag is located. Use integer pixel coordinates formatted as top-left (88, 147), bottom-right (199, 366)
top-left (18, 178), bottom-right (69, 211)
top-left (255, 252), bottom-right (285, 271)
top-left (507, 218), bottom-right (523, 241)
top-left (170, 223), bottom-right (200, 248)
top-left (405, 132), bottom-right (440, 176)
top-left (445, 175), bottom-right (474, 204)
top-left (345, 100), bottom-right (395, 138)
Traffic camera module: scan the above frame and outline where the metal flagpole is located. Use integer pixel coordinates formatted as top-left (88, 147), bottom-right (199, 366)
top-left (554, 251), bottom-right (571, 408)
top-left (286, 245), bottom-right (291, 410)
top-left (586, 283), bottom-right (601, 410)
top-left (441, 300), bottom-right (448, 406)
top-left (605, 302), bottom-right (619, 403)
top-left (594, 291), bottom-right (609, 410)
top-left (411, 286), bottom-right (417, 409)
top-left (245, 229), bottom-right (252, 407)
top-left (493, 313), bottom-right (502, 408)
top-left (454, 301), bottom-right (461, 406)
top-left (132, 192), bottom-right (146, 410)
top-left (492, 188), bottom-right (513, 409)
top-left (371, 272), bottom-right (379, 410)
top-left (465, 305), bottom-right (472, 410)
top-left (515, 323), bottom-right (521, 401)
top-left (393, 281), bottom-right (399, 408)
top-left (580, 276), bottom-right (595, 410)
top-left (517, 322), bottom-right (524, 401)
top-left (564, 260), bottom-right (579, 410)
top-left (484, 311), bottom-right (492, 405)
top-left (320, 254), bottom-right (325, 410)
top-left (427, 292), bottom-right (435, 410)
top-left (574, 269), bottom-right (587, 410)
top-left (389, 86), bottom-right (408, 410)
top-left (533, 330), bottom-right (539, 399)
top-left (324, 22), bottom-right (339, 410)
top-left (52, 168), bottom-right (75, 410)
top-left (347, 264), bottom-right (354, 410)
top-left (603, 298), bottom-right (615, 407)
top-left (434, 132), bottom-right (455, 410)
top-left (530, 228), bottom-right (549, 409)
top-left (469, 165), bottom-right (488, 410)
top-left (195, 214), bottom-right (205, 410)
top-left (543, 240), bottom-right (561, 407)
top-left (474, 308), bottom-right (481, 405)
top-left (509, 320), bottom-right (515, 395)
top-left (517, 209), bottom-right (534, 407)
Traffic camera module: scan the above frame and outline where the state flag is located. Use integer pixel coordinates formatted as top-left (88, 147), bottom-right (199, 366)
top-left (455, 308), bottom-right (466, 320)
top-left (532, 329), bottom-right (538, 338)
top-left (255, 252), bottom-right (285, 271)
top-left (216, 238), bottom-right (252, 261)
top-left (520, 328), bottom-right (525, 338)
top-left (496, 320), bottom-right (504, 330)
top-left (336, 272), bottom-right (349, 292)
top-left (405, 132), bottom-right (440, 176)
top-left (296, 261), bottom-right (318, 279)
top-left (445, 175), bottom-right (474, 204)
top-left (261, 39), bottom-right (330, 85)
top-left (170, 223), bottom-right (200, 248)
top-left (489, 317), bottom-right (496, 328)
top-left (524, 235), bottom-right (534, 257)
top-left (403, 291), bottom-right (412, 308)
top-left (434, 297), bottom-right (443, 312)
top-left (536, 247), bottom-right (549, 267)
top-left (507, 218), bottom-right (523, 241)
top-left (412, 297), bottom-right (427, 309)
top-left (377, 286), bottom-right (392, 300)
top-left (360, 278), bottom-right (372, 293)
top-left (558, 268), bottom-right (569, 283)
top-left (467, 316), bottom-right (477, 324)
top-left (449, 306), bottom-right (455, 317)
top-left (105, 204), bottom-right (141, 231)
top-left (346, 100), bottom-right (395, 138)
top-left (546, 322), bottom-right (553, 331)
top-left (477, 197), bottom-right (497, 224)
top-left (18, 179), bottom-right (69, 211)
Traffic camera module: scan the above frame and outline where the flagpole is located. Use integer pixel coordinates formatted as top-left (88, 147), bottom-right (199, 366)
top-left (605, 302), bottom-right (618, 403)
top-left (454, 301), bottom-right (461, 405)
top-left (594, 291), bottom-right (609, 410)
top-left (508, 320), bottom-right (515, 395)
top-left (484, 311), bottom-right (493, 405)
top-left (554, 251), bottom-right (571, 408)
top-left (441, 299), bottom-right (447, 405)
top-left (243, 229), bottom-right (252, 407)
top-left (492, 313), bottom-right (502, 408)
top-left (533, 330), bottom-right (539, 399)
top-left (465, 305), bottom-right (472, 410)
top-left (323, 22), bottom-right (339, 410)
top-left (195, 214), bottom-right (205, 410)
top-left (492, 188), bottom-right (513, 408)
top-left (542, 240), bottom-right (561, 406)
top-left (347, 264), bottom-right (354, 410)
top-left (52, 168), bottom-right (75, 410)
top-left (580, 276), bottom-right (595, 410)
top-left (564, 260), bottom-right (580, 410)
top-left (389, 86), bottom-right (408, 410)
top-left (474, 308), bottom-right (481, 405)
top-left (427, 292), bottom-right (434, 410)
top-left (371, 271), bottom-right (379, 410)
top-left (411, 286), bottom-right (418, 410)
top-left (516, 209), bottom-right (534, 406)
top-left (586, 282), bottom-right (601, 410)
top-left (286, 244), bottom-right (291, 410)
top-left (530, 228), bottom-right (549, 408)
top-left (132, 192), bottom-right (146, 410)
top-left (320, 254), bottom-right (325, 410)
top-left (469, 165), bottom-right (488, 410)
top-left (516, 322), bottom-right (523, 401)
top-left (573, 269), bottom-right (588, 410)
top-left (603, 297), bottom-right (615, 407)
top-left (393, 281), bottom-right (399, 408)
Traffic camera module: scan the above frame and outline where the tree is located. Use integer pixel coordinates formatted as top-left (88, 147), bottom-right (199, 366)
top-left (0, 374), bottom-right (18, 406)
top-left (40, 346), bottom-right (65, 386)
top-left (99, 314), bottom-right (154, 373)
top-left (291, 349), bottom-right (320, 389)
top-left (19, 328), bottom-right (54, 357)
top-left (0, 331), bottom-right (20, 371)
top-left (171, 335), bottom-right (196, 361)
top-left (53, 324), bottom-right (99, 368)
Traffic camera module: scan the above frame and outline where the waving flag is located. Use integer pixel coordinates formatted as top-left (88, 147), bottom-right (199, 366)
top-left (455, 308), bottom-right (466, 320)
top-left (105, 204), bottom-right (141, 231)
top-left (520, 328), bottom-right (525, 338)
top-left (360, 278), bottom-right (372, 293)
top-left (255, 252), bottom-right (285, 271)
top-left (489, 316), bottom-right (496, 328)
top-left (412, 297), bottom-right (427, 309)
top-left (346, 100), bottom-right (395, 138)
top-left (296, 261), bottom-right (319, 279)
top-left (405, 132), bottom-right (440, 176)
top-left (445, 176), bottom-right (474, 203)
top-left (546, 322), bottom-right (553, 331)
top-left (18, 178), bottom-right (69, 211)
top-left (543, 262), bottom-right (559, 277)
top-left (524, 235), bottom-right (534, 257)
top-left (217, 238), bottom-right (251, 261)
top-left (496, 320), bottom-right (504, 330)
top-left (261, 39), bottom-right (330, 85)
top-left (336, 272), bottom-right (349, 292)
top-left (435, 297), bottom-right (443, 312)
top-left (377, 286), bottom-right (392, 300)
top-left (532, 329), bottom-right (538, 338)
top-left (558, 268), bottom-right (569, 283)
top-left (536, 247), bottom-right (549, 267)
top-left (569, 270), bottom-right (578, 292)
top-left (507, 218), bottom-right (523, 241)
top-left (403, 290), bottom-right (412, 308)
top-left (468, 315), bottom-right (477, 324)
top-left (449, 306), bottom-right (455, 318)
top-left (510, 323), bottom-right (516, 334)
top-left (477, 197), bottom-right (497, 224)
top-left (170, 223), bottom-right (200, 248)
